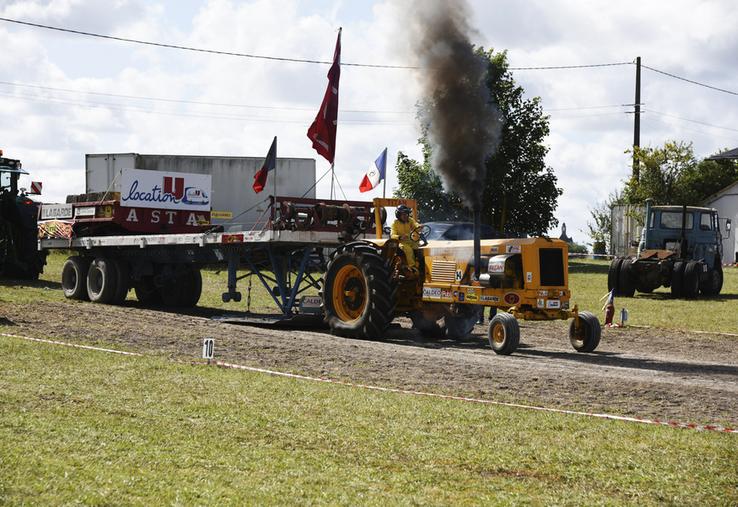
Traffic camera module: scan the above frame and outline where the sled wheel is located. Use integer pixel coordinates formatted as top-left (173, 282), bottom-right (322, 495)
top-left (322, 242), bottom-right (396, 339)
top-left (607, 257), bottom-right (623, 295)
top-left (61, 256), bottom-right (91, 300)
top-left (135, 276), bottom-right (162, 306)
top-left (86, 257), bottom-right (119, 304)
top-left (569, 311), bottom-right (602, 352)
top-left (178, 266), bottom-right (203, 307)
top-left (112, 259), bottom-right (130, 304)
top-left (488, 312), bottom-right (520, 355)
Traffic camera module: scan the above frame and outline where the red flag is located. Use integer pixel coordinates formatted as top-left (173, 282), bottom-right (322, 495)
top-left (253, 136), bottom-right (277, 193)
top-left (307, 28), bottom-right (341, 164)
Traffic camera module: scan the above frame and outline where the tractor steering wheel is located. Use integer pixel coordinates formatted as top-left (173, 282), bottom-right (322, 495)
top-left (410, 224), bottom-right (431, 247)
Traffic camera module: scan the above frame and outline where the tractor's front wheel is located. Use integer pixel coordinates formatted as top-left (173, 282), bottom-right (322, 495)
top-left (322, 243), bottom-right (396, 339)
top-left (488, 313), bottom-right (520, 355)
top-left (569, 311), bottom-right (601, 352)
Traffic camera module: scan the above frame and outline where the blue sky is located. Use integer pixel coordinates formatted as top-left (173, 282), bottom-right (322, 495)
top-left (1, 0), bottom-right (736, 243)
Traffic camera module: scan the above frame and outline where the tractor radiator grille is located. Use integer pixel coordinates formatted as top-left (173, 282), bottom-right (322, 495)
top-left (431, 260), bottom-right (457, 283)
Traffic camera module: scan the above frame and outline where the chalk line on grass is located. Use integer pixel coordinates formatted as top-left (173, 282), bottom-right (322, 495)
top-left (2, 332), bottom-right (735, 434)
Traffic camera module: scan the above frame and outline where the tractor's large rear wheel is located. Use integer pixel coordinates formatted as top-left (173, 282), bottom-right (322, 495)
top-left (322, 243), bottom-right (396, 339)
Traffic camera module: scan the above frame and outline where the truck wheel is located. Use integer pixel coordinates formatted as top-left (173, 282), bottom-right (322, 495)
top-left (444, 305), bottom-right (483, 340)
top-left (618, 258), bottom-right (636, 297)
top-left (670, 261), bottom-right (686, 297)
top-left (569, 311), bottom-right (601, 352)
top-left (134, 276), bottom-right (162, 306)
top-left (322, 243), bottom-right (396, 339)
top-left (178, 267), bottom-right (203, 307)
top-left (488, 313), bottom-right (520, 355)
top-left (683, 261), bottom-right (700, 298)
top-left (700, 265), bottom-right (723, 296)
top-left (607, 258), bottom-right (622, 294)
top-left (86, 257), bottom-right (119, 304)
top-left (61, 256), bottom-right (91, 300)
top-left (112, 259), bottom-right (130, 304)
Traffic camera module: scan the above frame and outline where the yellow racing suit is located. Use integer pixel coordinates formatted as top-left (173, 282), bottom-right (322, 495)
top-left (391, 217), bottom-right (420, 268)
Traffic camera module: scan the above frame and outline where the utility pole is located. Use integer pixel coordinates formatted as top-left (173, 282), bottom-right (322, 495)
top-left (633, 56), bottom-right (641, 181)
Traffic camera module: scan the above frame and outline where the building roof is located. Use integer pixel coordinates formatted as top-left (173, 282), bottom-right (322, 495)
top-left (707, 147), bottom-right (738, 160)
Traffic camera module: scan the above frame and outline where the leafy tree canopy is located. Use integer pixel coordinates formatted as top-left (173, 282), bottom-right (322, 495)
top-left (624, 141), bottom-right (738, 205)
top-left (394, 48), bottom-right (561, 235)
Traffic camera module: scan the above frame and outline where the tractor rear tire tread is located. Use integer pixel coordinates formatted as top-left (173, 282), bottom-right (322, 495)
top-left (322, 244), bottom-right (396, 340)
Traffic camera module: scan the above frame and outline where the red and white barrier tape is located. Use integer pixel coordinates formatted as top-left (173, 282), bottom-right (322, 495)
top-left (2, 332), bottom-right (735, 434)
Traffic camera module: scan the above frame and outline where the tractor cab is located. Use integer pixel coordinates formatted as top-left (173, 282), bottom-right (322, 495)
top-left (0, 151), bottom-right (46, 279)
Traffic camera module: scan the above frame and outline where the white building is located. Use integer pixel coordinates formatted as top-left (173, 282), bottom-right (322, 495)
top-left (703, 180), bottom-right (738, 264)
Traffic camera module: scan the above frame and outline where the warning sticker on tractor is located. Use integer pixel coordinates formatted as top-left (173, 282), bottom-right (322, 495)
top-left (506, 245), bottom-right (521, 253)
top-left (546, 300), bottom-right (561, 309)
top-left (526, 272), bottom-right (533, 283)
top-left (465, 288), bottom-right (478, 302)
top-left (481, 295), bottom-right (500, 303)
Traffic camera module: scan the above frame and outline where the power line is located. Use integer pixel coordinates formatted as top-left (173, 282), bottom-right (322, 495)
top-left (0, 16), bottom-right (633, 72)
top-left (643, 109), bottom-right (738, 133)
top-left (0, 16), bottom-right (417, 69)
top-left (641, 64), bottom-right (738, 97)
top-left (0, 80), bottom-right (413, 114)
top-left (510, 62), bottom-right (632, 70)
top-left (0, 90), bottom-right (414, 125)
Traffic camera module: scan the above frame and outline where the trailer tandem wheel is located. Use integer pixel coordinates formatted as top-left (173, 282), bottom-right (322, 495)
top-left (86, 257), bottom-right (119, 304)
top-left (488, 313), bottom-right (520, 355)
top-left (61, 256), bottom-right (91, 300)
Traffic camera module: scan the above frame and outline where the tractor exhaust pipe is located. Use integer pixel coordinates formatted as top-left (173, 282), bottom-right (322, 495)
top-left (474, 208), bottom-right (481, 279)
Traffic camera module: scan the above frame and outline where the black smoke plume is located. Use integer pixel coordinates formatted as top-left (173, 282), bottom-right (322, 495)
top-left (405, 0), bottom-right (503, 211)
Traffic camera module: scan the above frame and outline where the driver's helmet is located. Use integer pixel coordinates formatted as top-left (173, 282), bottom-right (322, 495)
top-left (395, 204), bottom-right (412, 219)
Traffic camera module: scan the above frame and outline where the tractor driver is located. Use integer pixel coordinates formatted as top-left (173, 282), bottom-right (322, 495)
top-left (391, 204), bottom-right (421, 275)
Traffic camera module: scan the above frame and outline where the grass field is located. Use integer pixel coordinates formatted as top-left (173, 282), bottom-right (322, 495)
top-left (568, 258), bottom-right (738, 334)
top-left (4, 251), bottom-right (738, 334)
top-left (1, 336), bottom-right (736, 505)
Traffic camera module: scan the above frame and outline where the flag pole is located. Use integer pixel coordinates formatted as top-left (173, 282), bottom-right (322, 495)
top-left (382, 171), bottom-right (386, 198)
top-left (330, 162), bottom-right (335, 200)
top-left (273, 136), bottom-right (278, 200)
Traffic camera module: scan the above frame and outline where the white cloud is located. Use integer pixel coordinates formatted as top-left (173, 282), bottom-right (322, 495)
top-left (1, 0), bottom-right (736, 243)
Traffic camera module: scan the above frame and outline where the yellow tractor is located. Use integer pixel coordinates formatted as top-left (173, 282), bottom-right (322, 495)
top-left (322, 198), bottom-right (600, 354)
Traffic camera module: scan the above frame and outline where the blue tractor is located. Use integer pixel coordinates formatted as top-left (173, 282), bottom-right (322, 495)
top-left (609, 200), bottom-right (731, 298)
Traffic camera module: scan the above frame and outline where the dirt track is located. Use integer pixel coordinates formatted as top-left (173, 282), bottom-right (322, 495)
top-left (3, 300), bottom-right (738, 427)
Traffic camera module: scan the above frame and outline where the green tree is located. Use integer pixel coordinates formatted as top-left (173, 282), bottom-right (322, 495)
top-left (395, 49), bottom-right (561, 235)
top-left (624, 141), bottom-right (738, 205)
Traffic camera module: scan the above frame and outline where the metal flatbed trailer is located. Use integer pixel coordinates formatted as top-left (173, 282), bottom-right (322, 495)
top-left (39, 227), bottom-right (371, 314)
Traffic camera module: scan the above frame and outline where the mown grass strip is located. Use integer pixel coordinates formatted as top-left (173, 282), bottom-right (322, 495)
top-left (1, 335), bottom-right (736, 505)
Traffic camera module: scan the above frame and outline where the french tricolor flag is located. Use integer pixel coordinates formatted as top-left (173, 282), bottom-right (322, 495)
top-left (359, 147), bottom-right (387, 193)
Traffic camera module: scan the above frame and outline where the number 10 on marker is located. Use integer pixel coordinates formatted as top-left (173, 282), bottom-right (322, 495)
top-left (202, 338), bottom-right (214, 362)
